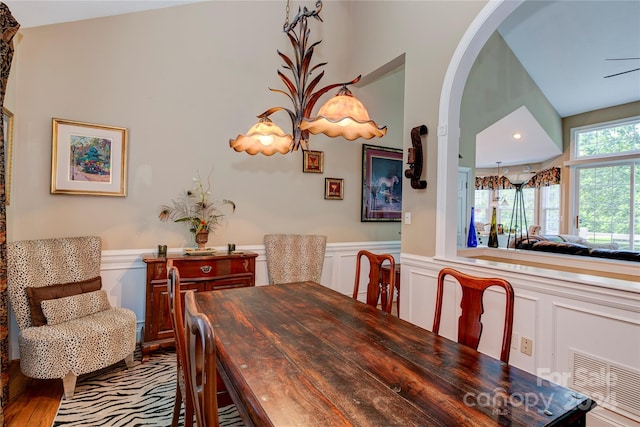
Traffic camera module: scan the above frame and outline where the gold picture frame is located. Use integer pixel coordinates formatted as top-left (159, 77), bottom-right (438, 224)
top-left (51, 118), bottom-right (128, 196)
top-left (302, 150), bottom-right (324, 173)
top-left (2, 107), bottom-right (14, 205)
top-left (325, 178), bottom-right (344, 200)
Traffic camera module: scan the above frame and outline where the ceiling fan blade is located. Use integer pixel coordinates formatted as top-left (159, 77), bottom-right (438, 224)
top-left (605, 58), bottom-right (640, 61)
top-left (604, 68), bottom-right (640, 78)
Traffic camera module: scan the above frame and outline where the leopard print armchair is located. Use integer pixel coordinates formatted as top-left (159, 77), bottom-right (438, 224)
top-left (264, 234), bottom-right (327, 284)
top-left (7, 236), bottom-right (137, 399)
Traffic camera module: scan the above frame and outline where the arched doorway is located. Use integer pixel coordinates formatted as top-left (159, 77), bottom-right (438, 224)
top-left (436, 0), bottom-right (523, 259)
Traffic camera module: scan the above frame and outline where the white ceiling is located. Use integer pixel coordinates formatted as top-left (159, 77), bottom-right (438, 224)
top-left (4, 0), bottom-right (639, 169)
top-left (4, 1), bottom-right (201, 29)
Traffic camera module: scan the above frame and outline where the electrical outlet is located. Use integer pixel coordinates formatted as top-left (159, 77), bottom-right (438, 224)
top-left (520, 337), bottom-right (533, 356)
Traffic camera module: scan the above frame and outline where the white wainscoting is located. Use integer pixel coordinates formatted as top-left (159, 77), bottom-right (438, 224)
top-left (399, 253), bottom-right (640, 427)
top-left (8, 241), bottom-right (401, 361)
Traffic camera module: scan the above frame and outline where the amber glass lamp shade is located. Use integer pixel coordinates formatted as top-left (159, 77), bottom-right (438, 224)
top-left (229, 117), bottom-right (293, 156)
top-left (300, 86), bottom-right (387, 140)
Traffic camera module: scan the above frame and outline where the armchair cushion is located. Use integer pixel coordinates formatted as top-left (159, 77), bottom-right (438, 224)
top-left (41, 290), bottom-right (111, 326)
top-left (26, 276), bottom-right (102, 326)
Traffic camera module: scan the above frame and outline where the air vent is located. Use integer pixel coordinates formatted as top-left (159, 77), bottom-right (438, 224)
top-left (570, 349), bottom-right (640, 422)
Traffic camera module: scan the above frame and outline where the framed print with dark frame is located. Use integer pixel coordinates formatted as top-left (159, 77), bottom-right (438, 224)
top-left (51, 118), bottom-right (128, 196)
top-left (325, 178), bottom-right (344, 200)
top-left (2, 107), bottom-right (14, 205)
top-left (361, 144), bottom-right (402, 221)
top-left (302, 150), bottom-right (324, 173)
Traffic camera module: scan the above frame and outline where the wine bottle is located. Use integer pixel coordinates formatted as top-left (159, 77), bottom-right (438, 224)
top-left (488, 207), bottom-right (499, 248)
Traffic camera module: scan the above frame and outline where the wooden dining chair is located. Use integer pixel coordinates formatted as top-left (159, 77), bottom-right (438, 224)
top-left (166, 261), bottom-right (194, 427)
top-left (264, 234), bottom-right (327, 284)
top-left (433, 267), bottom-right (515, 363)
top-left (353, 250), bottom-right (396, 315)
top-left (184, 290), bottom-right (219, 427)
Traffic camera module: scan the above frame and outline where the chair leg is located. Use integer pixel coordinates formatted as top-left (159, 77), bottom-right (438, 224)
top-left (185, 400), bottom-right (194, 427)
top-left (124, 351), bottom-right (137, 368)
top-left (62, 371), bottom-right (77, 399)
top-left (171, 382), bottom-right (182, 427)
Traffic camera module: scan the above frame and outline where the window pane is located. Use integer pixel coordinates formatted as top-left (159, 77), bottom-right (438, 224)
top-left (577, 164), bottom-right (632, 249)
top-left (575, 120), bottom-right (640, 158)
top-left (541, 185), bottom-right (560, 234)
top-left (474, 189), bottom-right (490, 225)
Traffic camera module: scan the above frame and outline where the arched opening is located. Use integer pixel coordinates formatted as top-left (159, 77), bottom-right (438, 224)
top-left (436, 0), bottom-right (523, 259)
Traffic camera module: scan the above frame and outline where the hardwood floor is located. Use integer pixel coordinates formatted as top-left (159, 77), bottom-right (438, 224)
top-left (5, 360), bottom-right (62, 427)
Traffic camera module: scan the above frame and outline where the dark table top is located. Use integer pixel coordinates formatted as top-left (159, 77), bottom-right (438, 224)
top-left (195, 281), bottom-right (594, 426)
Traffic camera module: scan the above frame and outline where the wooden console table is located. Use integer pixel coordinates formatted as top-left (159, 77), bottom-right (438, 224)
top-left (141, 251), bottom-right (257, 362)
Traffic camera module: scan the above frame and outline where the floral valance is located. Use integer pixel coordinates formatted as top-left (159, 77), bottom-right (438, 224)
top-left (475, 167), bottom-right (561, 190)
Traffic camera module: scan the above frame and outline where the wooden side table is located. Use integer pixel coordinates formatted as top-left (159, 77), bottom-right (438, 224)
top-left (141, 251), bottom-right (257, 362)
top-left (381, 263), bottom-right (401, 316)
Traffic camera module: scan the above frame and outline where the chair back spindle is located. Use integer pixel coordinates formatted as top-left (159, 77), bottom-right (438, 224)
top-left (433, 267), bottom-right (515, 363)
top-left (353, 250), bottom-right (396, 314)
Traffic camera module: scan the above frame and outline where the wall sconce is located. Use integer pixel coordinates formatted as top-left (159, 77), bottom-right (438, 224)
top-left (404, 124), bottom-right (427, 189)
top-left (229, 0), bottom-right (387, 156)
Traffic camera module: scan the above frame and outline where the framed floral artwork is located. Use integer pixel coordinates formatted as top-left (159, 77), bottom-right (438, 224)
top-left (302, 150), bottom-right (324, 173)
top-left (2, 107), bottom-right (14, 205)
top-left (325, 178), bottom-right (344, 200)
top-left (361, 144), bottom-right (402, 222)
top-left (51, 118), bottom-right (128, 196)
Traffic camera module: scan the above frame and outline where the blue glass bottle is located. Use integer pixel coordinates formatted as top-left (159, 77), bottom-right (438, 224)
top-left (467, 207), bottom-right (478, 247)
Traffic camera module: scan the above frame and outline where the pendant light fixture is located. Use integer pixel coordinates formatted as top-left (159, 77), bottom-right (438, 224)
top-left (229, 0), bottom-right (387, 156)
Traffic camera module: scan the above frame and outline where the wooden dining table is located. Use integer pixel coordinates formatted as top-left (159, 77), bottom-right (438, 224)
top-left (194, 281), bottom-right (595, 426)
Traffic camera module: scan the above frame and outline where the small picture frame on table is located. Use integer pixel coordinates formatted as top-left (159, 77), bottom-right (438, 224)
top-left (303, 150), bottom-right (324, 173)
top-left (325, 178), bottom-right (344, 200)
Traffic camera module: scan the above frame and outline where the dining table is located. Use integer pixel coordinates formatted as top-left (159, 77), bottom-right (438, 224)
top-left (194, 281), bottom-right (595, 426)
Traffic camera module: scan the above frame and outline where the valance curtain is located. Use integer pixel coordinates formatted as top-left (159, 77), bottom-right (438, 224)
top-left (475, 166), bottom-right (561, 190)
top-left (0, 2), bottom-right (19, 423)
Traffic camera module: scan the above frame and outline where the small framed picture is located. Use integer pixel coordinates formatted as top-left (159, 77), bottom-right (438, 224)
top-left (51, 118), bottom-right (128, 197)
top-left (303, 150), bottom-right (324, 173)
top-left (325, 178), bottom-right (344, 200)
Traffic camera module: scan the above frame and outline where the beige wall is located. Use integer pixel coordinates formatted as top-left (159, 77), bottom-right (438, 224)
top-left (349, 0), bottom-right (486, 256)
top-left (5, 1), bottom-right (410, 250)
top-left (6, 0), bottom-right (489, 255)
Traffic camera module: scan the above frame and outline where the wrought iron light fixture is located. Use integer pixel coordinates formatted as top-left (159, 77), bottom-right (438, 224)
top-left (229, 0), bottom-right (387, 156)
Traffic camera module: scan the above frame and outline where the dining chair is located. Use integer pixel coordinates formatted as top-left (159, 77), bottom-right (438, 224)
top-left (433, 267), bottom-right (515, 363)
top-left (166, 261), bottom-right (194, 427)
top-left (353, 250), bottom-right (396, 315)
top-left (264, 234), bottom-right (327, 284)
top-left (184, 290), bottom-right (219, 427)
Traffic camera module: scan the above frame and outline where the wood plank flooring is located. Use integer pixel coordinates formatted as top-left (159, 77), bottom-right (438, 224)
top-left (5, 360), bottom-right (62, 427)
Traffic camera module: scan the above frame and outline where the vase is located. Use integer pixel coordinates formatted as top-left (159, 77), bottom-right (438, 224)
top-left (467, 207), bottom-right (478, 248)
top-left (488, 207), bottom-right (499, 248)
top-left (194, 230), bottom-right (209, 249)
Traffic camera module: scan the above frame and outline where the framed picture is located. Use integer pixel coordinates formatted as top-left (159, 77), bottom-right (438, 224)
top-left (325, 178), bottom-right (344, 200)
top-left (303, 150), bottom-right (324, 173)
top-left (361, 144), bottom-right (403, 221)
top-left (51, 118), bottom-right (128, 196)
top-left (2, 107), bottom-right (14, 205)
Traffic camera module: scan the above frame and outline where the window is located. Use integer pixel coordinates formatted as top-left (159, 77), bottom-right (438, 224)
top-left (474, 187), bottom-right (537, 230)
top-left (571, 117), bottom-right (640, 250)
top-left (541, 185), bottom-right (560, 235)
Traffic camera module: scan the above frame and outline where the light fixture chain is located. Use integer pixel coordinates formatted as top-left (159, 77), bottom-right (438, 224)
top-left (284, 0), bottom-right (291, 31)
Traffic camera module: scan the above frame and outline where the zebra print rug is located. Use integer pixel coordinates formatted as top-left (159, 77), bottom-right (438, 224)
top-left (53, 348), bottom-right (244, 426)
